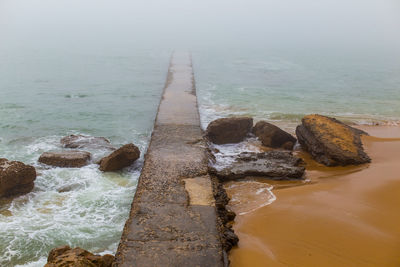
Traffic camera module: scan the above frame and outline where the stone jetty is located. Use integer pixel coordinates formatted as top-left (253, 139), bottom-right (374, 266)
top-left (113, 53), bottom-right (227, 266)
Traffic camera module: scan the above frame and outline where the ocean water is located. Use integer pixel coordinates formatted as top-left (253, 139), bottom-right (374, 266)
top-left (193, 48), bottom-right (400, 131)
top-left (0, 43), bottom-right (170, 267)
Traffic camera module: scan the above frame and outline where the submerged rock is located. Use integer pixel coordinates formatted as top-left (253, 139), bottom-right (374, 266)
top-left (39, 151), bottom-right (91, 168)
top-left (210, 151), bottom-right (305, 180)
top-left (57, 183), bottom-right (83, 193)
top-left (296, 114), bottom-right (370, 166)
top-left (99, 143), bottom-right (140, 172)
top-left (61, 134), bottom-right (115, 150)
top-left (45, 245), bottom-right (114, 267)
top-left (252, 121), bottom-right (296, 150)
top-left (206, 117), bottom-right (253, 144)
top-left (0, 158), bottom-right (36, 198)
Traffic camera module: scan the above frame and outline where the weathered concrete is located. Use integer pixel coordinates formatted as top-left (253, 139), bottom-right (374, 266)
top-left (113, 53), bottom-right (226, 266)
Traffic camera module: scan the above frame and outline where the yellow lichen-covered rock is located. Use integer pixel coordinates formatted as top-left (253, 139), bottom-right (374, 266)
top-left (296, 114), bottom-right (370, 166)
top-left (44, 246), bottom-right (114, 267)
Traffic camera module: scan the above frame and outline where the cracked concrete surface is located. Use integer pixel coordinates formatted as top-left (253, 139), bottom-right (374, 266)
top-left (113, 52), bottom-right (225, 267)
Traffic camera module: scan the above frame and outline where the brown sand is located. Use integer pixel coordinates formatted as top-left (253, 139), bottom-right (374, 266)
top-left (228, 126), bottom-right (400, 267)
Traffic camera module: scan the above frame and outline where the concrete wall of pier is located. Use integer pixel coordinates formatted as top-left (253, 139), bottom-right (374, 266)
top-left (113, 52), bottom-right (226, 267)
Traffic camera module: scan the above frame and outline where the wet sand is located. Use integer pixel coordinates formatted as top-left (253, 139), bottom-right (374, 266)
top-left (228, 126), bottom-right (400, 267)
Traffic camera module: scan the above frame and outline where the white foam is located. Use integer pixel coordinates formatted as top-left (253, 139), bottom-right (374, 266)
top-left (0, 134), bottom-right (143, 266)
top-left (209, 137), bottom-right (263, 171)
top-left (224, 181), bottom-right (276, 216)
top-left (15, 257), bottom-right (47, 267)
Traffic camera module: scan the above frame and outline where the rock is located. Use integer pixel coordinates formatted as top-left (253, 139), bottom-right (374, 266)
top-left (99, 143), bottom-right (140, 172)
top-left (0, 158), bottom-right (36, 198)
top-left (252, 121), bottom-right (297, 149)
top-left (210, 151), bottom-right (305, 180)
top-left (206, 117), bottom-right (253, 144)
top-left (61, 135), bottom-right (115, 150)
top-left (210, 175), bottom-right (238, 252)
top-left (39, 151), bottom-right (91, 168)
top-left (45, 245), bottom-right (114, 267)
top-left (57, 183), bottom-right (82, 193)
top-left (296, 114), bottom-right (371, 166)
top-left (223, 227), bottom-right (239, 251)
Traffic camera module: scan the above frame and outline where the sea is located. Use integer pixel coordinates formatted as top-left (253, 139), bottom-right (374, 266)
top-left (1, 1), bottom-right (399, 266)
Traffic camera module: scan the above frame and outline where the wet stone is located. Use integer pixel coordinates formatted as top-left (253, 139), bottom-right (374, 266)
top-left (0, 158), bottom-right (36, 198)
top-left (38, 151), bottom-right (91, 168)
top-left (296, 114), bottom-right (370, 166)
top-left (60, 134), bottom-right (115, 150)
top-left (210, 151), bottom-right (305, 181)
top-left (206, 117), bottom-right (253, 144)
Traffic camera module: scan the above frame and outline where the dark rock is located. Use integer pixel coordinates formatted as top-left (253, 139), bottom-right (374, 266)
top-left (296, 114), bottom-right (370, 166)
top-left (99, 143), bottom-right (140, 172)
top-left (226, 210), bottom-right (236, 222)
top-left (210, 151), bottom-right (305, 180)
top-left (210, 175), bottom-right (239, 252)
top-left (45, 245), bottom-right (114, 267)
top-left (252, 121), bottom-right (296, 150)
top-left (0, 158), bottom-right (36, 198)
top-left (39, 151), bottom-right (91, 168)
top-left (61, 134), bottom-right (115, 150)
top-left (206, 117), bottom-right (253, 144)
top-left (223, 228), bottom-right (239, 251)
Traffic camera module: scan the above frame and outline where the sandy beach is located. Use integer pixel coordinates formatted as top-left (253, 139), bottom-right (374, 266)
top-left (228, 126), bottom-right (400, 267)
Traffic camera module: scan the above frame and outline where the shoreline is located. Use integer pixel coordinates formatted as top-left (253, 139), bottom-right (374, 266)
top-left (227, 125), bottom-right (400, 266)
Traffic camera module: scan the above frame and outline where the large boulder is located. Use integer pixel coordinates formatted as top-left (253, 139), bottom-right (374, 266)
top-left (61, 135), bottom-right (114, 150)
top-left (99, 143), bottom-right (140, 172)
top-left (39, 151), bottom-right (91, 168)
top-left (210, 151), bottom-right (305, 181)
top-left (296, 114), bottom-right (370, 166)
top-left (0, 158), bottom-right (36, 198)
top-left (206, 117), bottom-right (253, 144)
top-left (44, 245), bottom-right (114, 267)
top-left (252, 121), bottom-right (297, 150)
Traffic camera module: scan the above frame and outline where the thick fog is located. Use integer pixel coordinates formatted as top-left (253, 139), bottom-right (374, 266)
top-left (0, 0), bottom-right (399, 53)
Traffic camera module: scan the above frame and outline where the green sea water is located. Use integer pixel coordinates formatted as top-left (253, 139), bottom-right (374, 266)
top-left (0, 13), bottom-right (171, 264)
top-left (193, 48), bottom-right (400, 130)
top-left (0, 48), bottom-right (170, 266)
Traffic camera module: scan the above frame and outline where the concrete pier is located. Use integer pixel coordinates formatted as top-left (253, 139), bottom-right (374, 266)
top-left (113, 53), bottom-right (225, 266)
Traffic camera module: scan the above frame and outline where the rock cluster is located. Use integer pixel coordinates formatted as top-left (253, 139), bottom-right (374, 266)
top-left (206, 117), bottom-right (296, 150)
top-left (44, 245), bottom-right (114, 267)
top-left (37, 135), bottom-right (140, 171)
top-left (0, 158), bottom-right (36, 198)
top-left (206, 115), bottom-right (371, 168)
top-left (296, 114), bottom-right (370, 166)
top-left (99, 143), bottom-right (140, 172)
top-left (39, 151), bottom-right (91, 168)
top-left (206, 117), bottom-right (303, 181)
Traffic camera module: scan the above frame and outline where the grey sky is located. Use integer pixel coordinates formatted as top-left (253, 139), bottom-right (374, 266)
top-left (1, 0), bottom-right (399, 51)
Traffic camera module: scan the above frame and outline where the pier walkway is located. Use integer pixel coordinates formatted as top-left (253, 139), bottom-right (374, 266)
top-left (113, 53), bottom-right (225, 266)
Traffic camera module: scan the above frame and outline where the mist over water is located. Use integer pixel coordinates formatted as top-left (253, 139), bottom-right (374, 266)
top-left (194, 47), bottom-right (400, 130)
top-left (0, 0), bottom-right (399, 266)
